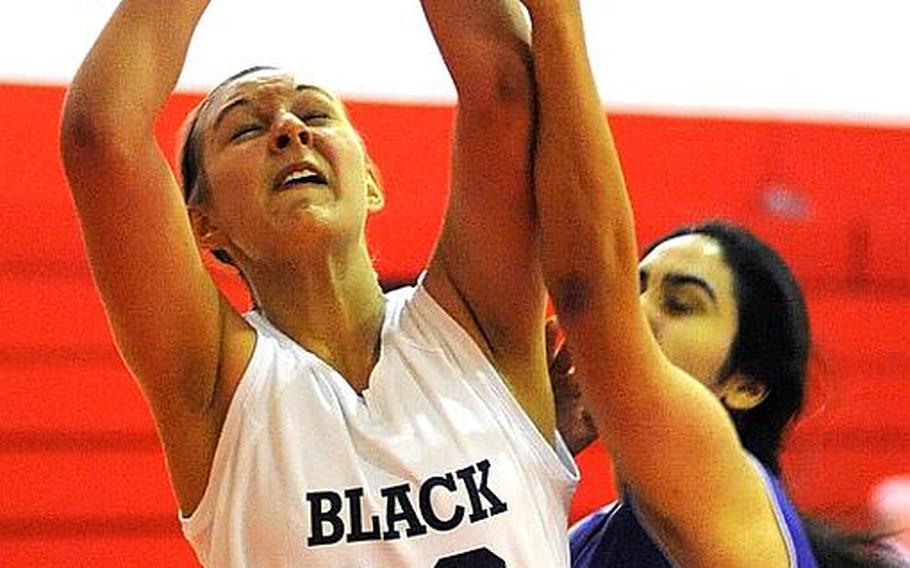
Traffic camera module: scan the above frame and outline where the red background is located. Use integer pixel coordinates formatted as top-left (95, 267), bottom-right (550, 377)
top-left (1, 83), bottom-right (908, 565)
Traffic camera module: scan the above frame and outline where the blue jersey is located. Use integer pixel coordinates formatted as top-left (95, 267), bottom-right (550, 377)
top-left (569, 457), bottom-right (818, 567)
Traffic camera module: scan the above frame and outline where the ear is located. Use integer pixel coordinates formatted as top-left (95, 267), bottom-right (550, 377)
top-left (364, 160), bottom-right (385, 213)
top-left (716, 373), bottom-right (769, 411)
top-left (188, 205), bottom-right (232, 253)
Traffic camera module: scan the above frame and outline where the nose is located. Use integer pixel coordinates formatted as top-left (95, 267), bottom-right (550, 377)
top-left (270, 112), bottom-right (312, 152)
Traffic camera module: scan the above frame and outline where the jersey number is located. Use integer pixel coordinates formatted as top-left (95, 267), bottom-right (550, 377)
top-left (434, 547), bottom-right (505, 567)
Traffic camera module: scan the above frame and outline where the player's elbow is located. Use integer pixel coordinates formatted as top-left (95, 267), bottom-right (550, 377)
top-left (543, 231), bottom-right (638, 325)
top-left (491, 42), bottom-right (534, 106)
top-left (458, 40), bottom-right (534, 113)
top-left (61, 97), bottom-right (116, 169)
top-left (549, 271), bottom-right (596, 323)
top-left (61, 98), bottom-right (146, 189)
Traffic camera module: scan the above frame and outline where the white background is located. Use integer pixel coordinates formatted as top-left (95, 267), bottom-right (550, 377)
top-left (3, 1), bottom-right (909, 124)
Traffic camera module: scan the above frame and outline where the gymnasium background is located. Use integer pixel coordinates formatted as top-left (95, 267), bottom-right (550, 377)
top-left (2, 1), bottom-right (909, 564)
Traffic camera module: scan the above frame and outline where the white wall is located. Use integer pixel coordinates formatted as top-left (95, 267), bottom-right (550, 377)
top-left (4, 0), bottom-right (909, 123)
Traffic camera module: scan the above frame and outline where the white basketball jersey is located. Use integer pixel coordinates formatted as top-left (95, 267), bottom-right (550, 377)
top-left (180, 280), bottom-right (579, 567)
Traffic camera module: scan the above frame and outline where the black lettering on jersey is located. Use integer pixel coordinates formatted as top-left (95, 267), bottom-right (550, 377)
top-left (306, 491), bottom-right (344, 546)
top-left (304, 459), bottom-right (509, 547)
top-left (435, 547), bottom-right (506, 567)
top-left (344, 487), bottom-right (382, 543)
top-left (381, 483), bottom-right (429, 540)
top-left (456, 459), bottom-right (508, 522)
top-left (419, 473), bottom-right (464, 531)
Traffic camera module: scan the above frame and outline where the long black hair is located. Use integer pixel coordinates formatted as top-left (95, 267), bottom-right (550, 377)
top-left (644, 220), bottom-right (809, 475)
top-left (645, 221), bottom-right (906, 568)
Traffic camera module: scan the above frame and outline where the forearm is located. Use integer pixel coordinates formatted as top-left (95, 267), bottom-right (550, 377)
top-left (528, 2), bottom-right (638, 304)
top-left (421, 0), bottom-right (532, 105)
top-left (63, 0), bottom-right (209, 143)
top-left (526, 0), bottom-right (650, 449)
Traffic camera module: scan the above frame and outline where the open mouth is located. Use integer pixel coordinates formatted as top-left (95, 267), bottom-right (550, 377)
top-left (275, 165), bottom-right (328, 190)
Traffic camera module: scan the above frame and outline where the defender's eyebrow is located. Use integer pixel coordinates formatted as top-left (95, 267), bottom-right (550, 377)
top-left (663, 272), bottom-right (718, 305)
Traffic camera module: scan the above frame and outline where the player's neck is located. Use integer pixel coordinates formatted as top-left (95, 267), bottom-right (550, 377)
top-left (252, 245), bottom-right (386, 390)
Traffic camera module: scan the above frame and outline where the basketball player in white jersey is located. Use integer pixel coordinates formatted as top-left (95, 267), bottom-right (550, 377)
top-left (60, 1), bottom-right (577, 565)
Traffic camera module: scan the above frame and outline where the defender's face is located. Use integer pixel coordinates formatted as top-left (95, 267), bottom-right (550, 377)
top-left (638, 234), bottom-right (740, 389)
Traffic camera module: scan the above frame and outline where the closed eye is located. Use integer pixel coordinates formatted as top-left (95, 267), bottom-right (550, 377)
top-left (300, 112), bottom-right (331, 125)
top-left (663, 296), bottom-right (696, 315)
top-left (231, 124), bottom-right (262, 141)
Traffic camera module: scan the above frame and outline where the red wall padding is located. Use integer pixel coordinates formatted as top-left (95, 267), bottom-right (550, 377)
top-left (2, 83), bottom-right (909, 565)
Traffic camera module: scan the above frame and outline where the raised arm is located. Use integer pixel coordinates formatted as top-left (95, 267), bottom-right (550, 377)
top-left (526, 2), bottom-right (790, 565)
top-left (60, 0), bottom-right (251, 512)
top-left (421, 2), bottom-right (555, 436)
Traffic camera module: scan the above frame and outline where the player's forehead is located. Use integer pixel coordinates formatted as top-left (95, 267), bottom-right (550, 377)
top-left (640, 234), bottom-right (726, 273)
top-left (201, 69), bottom-right (340, 127)
top-left (639, 234), bottom-right (735, 299)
